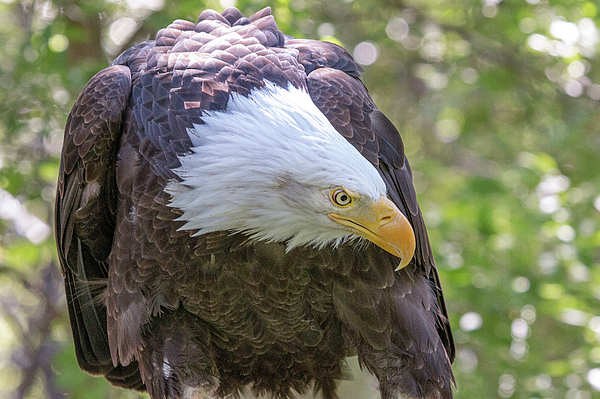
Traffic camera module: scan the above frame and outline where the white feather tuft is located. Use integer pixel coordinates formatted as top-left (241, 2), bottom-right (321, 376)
top-left (165, 82), bottom-right (386, 250)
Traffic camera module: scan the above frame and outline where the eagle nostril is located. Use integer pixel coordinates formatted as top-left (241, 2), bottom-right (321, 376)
top-left (380, 215), bottom-right (393, 225)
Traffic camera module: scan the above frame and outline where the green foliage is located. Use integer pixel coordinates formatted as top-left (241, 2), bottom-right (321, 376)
top-left (0, 0), bottom-right (599, 398)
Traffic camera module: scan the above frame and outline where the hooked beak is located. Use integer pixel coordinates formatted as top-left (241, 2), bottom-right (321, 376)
top-left (328, 196), bottom-right (416, 270)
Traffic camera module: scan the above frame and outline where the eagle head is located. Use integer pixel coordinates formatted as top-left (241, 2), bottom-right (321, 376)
top-left (166, 82), bottom-right (415, 269)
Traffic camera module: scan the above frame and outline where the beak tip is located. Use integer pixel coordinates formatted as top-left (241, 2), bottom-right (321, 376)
top-left (395, 254), bottom-right (412, 271)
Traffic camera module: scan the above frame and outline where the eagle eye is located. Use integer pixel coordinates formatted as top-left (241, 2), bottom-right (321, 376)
top-left (331, 189), bottom-right (352, 207)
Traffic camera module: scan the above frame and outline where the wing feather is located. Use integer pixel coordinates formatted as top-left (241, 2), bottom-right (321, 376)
top-left (55, 64), bottom-right (144, 389)
top-left (371, 112), bottom-right (455, 362)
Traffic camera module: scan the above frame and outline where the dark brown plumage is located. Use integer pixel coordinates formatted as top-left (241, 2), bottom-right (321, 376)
top-left (55, 7), bottom-right (454, 399)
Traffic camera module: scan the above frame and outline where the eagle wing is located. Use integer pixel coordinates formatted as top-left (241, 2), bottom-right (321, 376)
top-left (289, 38), bottom-right (455, 394)
top-left (55, 65), bottom-right (144, 389)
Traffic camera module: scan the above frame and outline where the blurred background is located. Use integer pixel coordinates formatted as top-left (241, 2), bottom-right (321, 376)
top-left (1, 0), bottom-right (600, 398)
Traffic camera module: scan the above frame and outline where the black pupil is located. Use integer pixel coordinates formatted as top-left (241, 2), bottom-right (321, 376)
top-left (338, 194), bottom-right (349, 204)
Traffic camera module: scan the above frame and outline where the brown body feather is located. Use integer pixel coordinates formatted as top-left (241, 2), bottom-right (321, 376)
top-left (55, 7), bottom-right (454, 399)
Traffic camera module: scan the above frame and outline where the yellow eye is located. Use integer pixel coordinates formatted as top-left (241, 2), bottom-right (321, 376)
top-left (331, 189), bottom-right (352, 207)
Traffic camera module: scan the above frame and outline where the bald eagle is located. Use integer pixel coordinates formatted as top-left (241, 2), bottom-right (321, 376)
top-left (55, 7), bottom-right (454, 399)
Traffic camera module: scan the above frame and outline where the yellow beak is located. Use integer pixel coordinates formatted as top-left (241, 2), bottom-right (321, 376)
top-left (328, 196), bottom-right (416, 270)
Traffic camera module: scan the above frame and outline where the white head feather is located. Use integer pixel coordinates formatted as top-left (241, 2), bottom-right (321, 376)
top-left (165, 82), bottom-right (387, 250)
